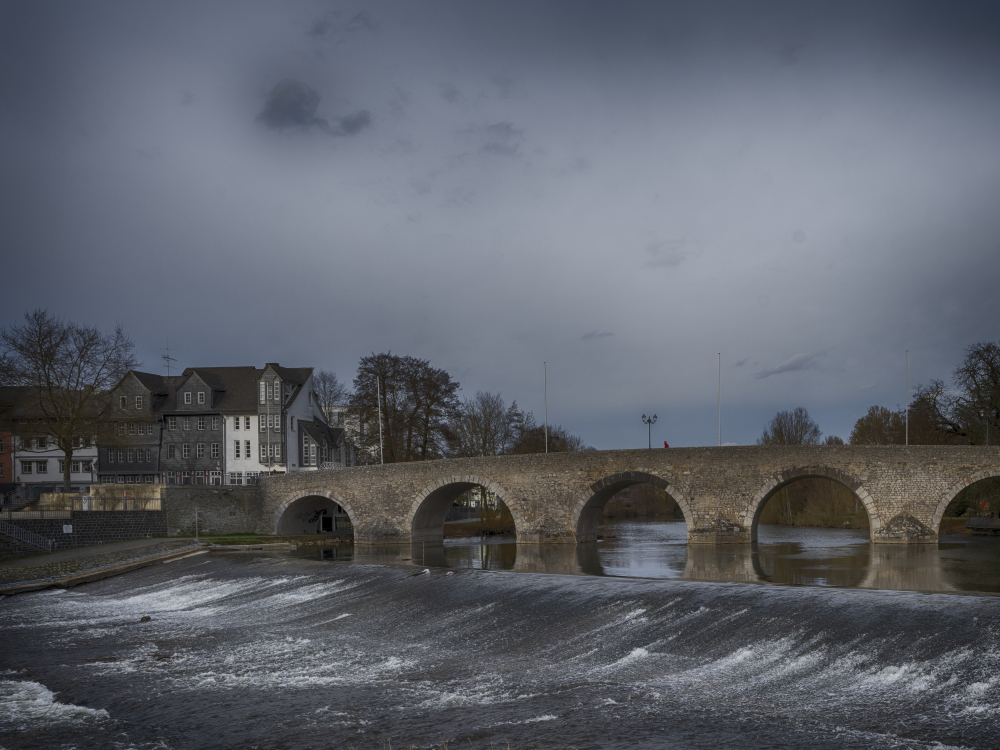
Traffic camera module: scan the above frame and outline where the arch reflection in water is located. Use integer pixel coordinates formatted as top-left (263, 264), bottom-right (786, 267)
top-left (293, 521), bottom-right (1000, 594)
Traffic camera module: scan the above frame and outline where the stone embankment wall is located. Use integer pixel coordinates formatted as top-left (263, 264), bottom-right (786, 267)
top-left (1, 512), bottom-right (168, 558)
top-left (163, 486), bottom-right (262, 537)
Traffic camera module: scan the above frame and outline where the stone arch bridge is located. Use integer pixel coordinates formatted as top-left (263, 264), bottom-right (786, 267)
top-left (259, 446), bottom-right (999, 545)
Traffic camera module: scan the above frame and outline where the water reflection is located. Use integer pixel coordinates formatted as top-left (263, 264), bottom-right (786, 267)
top-left (289, 521), bottom-right (1000, 594)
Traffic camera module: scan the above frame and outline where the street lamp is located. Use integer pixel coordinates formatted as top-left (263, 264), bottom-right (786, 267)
top-left (642, 413), bottom-right (657, 449)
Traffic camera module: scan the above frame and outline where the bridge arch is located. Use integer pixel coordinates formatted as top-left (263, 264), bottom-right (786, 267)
top-left (931, 469), bottom-right (1000, 535)
top-left (572, 471), bottom-right (691, 543)
top-left (273, 489), bottom-right (357, 536)
top-left (406, 475), bottom-right (521, 544)
top-left (743, 467), bottom-right (878, 542)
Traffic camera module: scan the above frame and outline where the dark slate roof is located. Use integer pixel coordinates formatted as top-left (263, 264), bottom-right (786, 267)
top-left (180, 367), bottom-right (262, 413)
top-left (130, 371), bottom-right (170, 394)
top-left (266, 364), bottom-right (312, 385)
top-left (300, 418), bottom-right (344, 446)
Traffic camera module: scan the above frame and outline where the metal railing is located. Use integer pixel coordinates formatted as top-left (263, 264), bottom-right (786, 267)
top-left (0, 520), bottom-right (54, 552)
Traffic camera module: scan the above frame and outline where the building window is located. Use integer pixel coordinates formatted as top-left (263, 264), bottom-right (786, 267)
top-left (234, 417), bottom-right (241, 430)
top-left (118, 450), bottom-right (125, 462)
top-left (166, 471), bottom-right (175, 484)
top-left (259, 444), bottom-right (266, 460)
top-left (274, 418), bottom-right (281, 433)
top-left (183, 417), bottom-right (191, 430)
top-left (0, 465), bottom-right (3, 477)
top-left (36, 460), bottom-right (48, 474)
top-left (212, 416), bottom-right (219, 430)
top-left (260, 417), bottom-right (266, 433)
top-left (197, 391), bottom-right (206, 405)
top-left (108, 449), bottom-right (115, 463)
top-left (120, 396), bottom-right (127, 408)
top-left (244, 417), bottom-right (251, 430)
top-left (82, 461), bottom-right (92, 472)
top-left (145, 449), bottom-right (151, 462)
top-left (196, 443), bottom-right (205, 458)
top-left (275, 384), bottom-right (281, 403)
top-left (260, 382), bottom-right (266, 403)
top-left (245, 440), bottom-right (251, 459)
top-left (184, 392), bottom-right (192, 405)
top-left (274, 444), bottom-right (281, 460)
top-left (182, 444), bottom-right (190, 458)
top-left (182, 471), bottom-right (191, 485)
top-left (210, 470), bottom-right (221, 485)
top-left (229, 472), bottom-right (243, 486)
top-left (195, 471), bottom-right (205, 485)
top-left (169, 416), bottom-right (177, 430)
top-left (127, 450), bottom-right (134, 463)
top-left (72, 461), bottom-right (80, 473)
top-left (35, 436), bottom-right (48, 449)
top-left (197, 417), bottom-right (205, 431)
top-left (129, 422), bottom-right (136, 435)
top-left (59, 459), bottom-right (66, 473)
top-left (211, 443), bottom-right (219, 459)
top-left (266, 383), bottom-right (273, 402)
top-left (291, 416), bottom-right (296, 430)
top-left (21, 461), bottom-right (33, 474)
top-left (0, 436), bottom-right (5, 453)
top-left (167, 444), bottom-right (176, 459)
top-left (234, 440), bottom-right (241, 459)
top-left (308, 391), bottom-right (312, 405)
top-left (135, 396), bottom-right (143, 409)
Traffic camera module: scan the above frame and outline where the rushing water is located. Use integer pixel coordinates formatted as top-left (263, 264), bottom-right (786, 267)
top-left (3, 525), bottom-right (1000, 749)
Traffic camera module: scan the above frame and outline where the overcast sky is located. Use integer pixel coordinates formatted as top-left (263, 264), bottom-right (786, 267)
top-left (2, 1), bottom-right (999, 449)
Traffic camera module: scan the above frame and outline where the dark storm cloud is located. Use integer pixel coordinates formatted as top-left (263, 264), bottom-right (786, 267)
top-left (257, 79), bottom-right (324, 130)
top-left (582, 331), bottom-right (614, 341)
top-left (754, 351), bottom-right (832, 380)
top-left (257, 79), bottom-right (371, 137)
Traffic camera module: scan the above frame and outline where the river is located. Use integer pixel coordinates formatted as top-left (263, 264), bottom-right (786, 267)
top-left (2, 523), bottom-right (999, 749)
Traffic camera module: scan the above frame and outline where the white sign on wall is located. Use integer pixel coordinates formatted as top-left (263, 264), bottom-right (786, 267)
top-left (63, 525), bottom-right (73, 534)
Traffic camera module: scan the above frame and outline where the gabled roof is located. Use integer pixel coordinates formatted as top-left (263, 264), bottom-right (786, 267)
top-left (130, 371), bottom-right (170, 394)
top-left (300, 418), bottom-right (344, 446)
top-left (264, 364), bottom-right (312, 385)
top-left (179, 367), bottom-right (262, 412)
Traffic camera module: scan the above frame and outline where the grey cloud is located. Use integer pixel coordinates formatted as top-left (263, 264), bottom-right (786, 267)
top-left (332, 110), bottom-right (372, 136)
top-left (460, 122), bottom-right (523, 156)
top-left (257, 79), bottom-right (324, 130)
top-left (481, 122), bottom-right (522, 156)
top-left (439, 82), bottom-right (463, 104)
top-left (645, 239), bottom-right (700, 268)
top-left (734, 358), bottom-right (749, 367)
top-left (582, 331), bottom-right (614, 341)
top-left (310, 10), bottom-right (375, 38)
top-left (257, 79), bottom-right (371, 137)
top-left (754, 350), bottom-right (832, 380)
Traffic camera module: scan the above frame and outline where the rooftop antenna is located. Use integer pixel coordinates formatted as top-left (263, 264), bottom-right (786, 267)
top-left (163, 340), bottom-right (177, 377)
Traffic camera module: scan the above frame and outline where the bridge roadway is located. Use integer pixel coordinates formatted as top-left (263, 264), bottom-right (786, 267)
top-left (259, 445), bottom-right (1000, 545)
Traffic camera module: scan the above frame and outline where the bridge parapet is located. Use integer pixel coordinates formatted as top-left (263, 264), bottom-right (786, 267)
top-left (258, 446), bottom-right (999, 545)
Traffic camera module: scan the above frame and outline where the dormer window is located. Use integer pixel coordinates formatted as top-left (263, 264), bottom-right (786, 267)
top-left (184, 392), bottom-right (192, 405)
top-left (197, 392), bottom-right (205, 405)
top-left (135, 396), bottom-right (143, 409)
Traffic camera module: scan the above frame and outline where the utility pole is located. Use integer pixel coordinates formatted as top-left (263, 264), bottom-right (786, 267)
top-left (718, 352), bottom-right (722, 447)
top-left (905, 350), bottom-right (909, 446)
top-left (543, 361), bottom-right (548, 454)
top-left (377, 375), bottom-right (384, 464)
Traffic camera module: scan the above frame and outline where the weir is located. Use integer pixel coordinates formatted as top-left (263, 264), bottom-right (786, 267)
top-left (260, 445), bottom-right (1000, 545)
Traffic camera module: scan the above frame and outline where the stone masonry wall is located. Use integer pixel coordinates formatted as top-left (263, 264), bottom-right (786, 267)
top-left (258, 445), bottom-right (1000, 545)
top-left (163, 485), bottom-right (262, 537)
top-left (1, 511), bottom-right (168, 558)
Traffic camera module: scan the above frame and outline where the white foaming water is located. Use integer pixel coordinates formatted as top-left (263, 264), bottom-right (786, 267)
top-left (0, 680), bottom-right (108, 728)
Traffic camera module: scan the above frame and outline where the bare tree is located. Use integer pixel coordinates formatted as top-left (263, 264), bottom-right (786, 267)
top-left (0, 310), bottom-right (138, 491)
top-left (451, 391), bottom-right (525, 457)
top-left (849, 405), bottom-right (905, 445)
top-left (314, 370), bottom-right (350, 424)
top-left (757, 407), bottom-right (822, 445)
